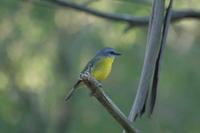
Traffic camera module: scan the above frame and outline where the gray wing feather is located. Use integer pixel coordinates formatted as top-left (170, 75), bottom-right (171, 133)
top-left (81, 56), bottom-right (101, 74)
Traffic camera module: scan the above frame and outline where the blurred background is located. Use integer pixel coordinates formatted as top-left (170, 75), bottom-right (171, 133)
top-left (0, 0), bottom-right (200, 133)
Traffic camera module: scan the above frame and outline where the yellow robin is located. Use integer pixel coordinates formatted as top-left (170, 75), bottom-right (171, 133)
top-left (65, 47), bottom-right (121, 101)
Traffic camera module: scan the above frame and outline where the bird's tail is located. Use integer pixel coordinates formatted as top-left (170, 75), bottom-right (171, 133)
top-left (64, 80), bottom-right (82, 102)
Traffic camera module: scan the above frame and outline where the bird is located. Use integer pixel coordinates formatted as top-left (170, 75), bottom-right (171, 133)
top-left (64, 47), bottom-right (121, 102)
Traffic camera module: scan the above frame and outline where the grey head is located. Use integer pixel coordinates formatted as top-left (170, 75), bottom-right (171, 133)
top-left (95, 47), bottom-right (121, 57)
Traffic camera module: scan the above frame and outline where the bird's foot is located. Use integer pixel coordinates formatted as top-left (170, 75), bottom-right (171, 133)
top-left (80, 71), bottom-right (90, 79)
top-left (95, 81), bottom-right (102, 88)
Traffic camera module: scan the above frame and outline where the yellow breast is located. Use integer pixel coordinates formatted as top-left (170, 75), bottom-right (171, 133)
top-left (91, 57), bottom-right (114, 81)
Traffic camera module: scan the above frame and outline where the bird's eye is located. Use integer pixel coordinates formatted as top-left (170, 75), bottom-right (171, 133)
top-left (110, 51), bottom-right (115, 54)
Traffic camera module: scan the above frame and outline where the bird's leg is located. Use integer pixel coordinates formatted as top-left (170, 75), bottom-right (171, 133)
top-left (94, 80), bottom-right (102, 88)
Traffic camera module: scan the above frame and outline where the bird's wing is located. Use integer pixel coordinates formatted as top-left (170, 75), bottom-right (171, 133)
top-left (65, 56), bottom-right (101, 102)
top-left (81, 56), bottom-right (101, 74)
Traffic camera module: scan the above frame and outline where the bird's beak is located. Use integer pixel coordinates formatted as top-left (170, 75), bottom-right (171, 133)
top-left (113, 51), bottom-right (121, 56)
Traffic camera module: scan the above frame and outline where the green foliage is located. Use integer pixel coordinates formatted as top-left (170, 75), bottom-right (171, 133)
top-left (0, 0), bottom-right (200, 133)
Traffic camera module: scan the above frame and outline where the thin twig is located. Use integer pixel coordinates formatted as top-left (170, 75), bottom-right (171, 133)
top-left (30, 0), bottom-right (200, 27)
top-left (80, 73), bottom-right (138, 133)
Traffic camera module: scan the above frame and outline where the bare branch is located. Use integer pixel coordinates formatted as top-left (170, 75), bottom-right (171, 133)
top-left (172, 10), bottom-right (200, 22)
top-left (31, 0), bottom-right (200, 26)
top-left (80, 73), bottom-right (138, 133)
top-left (125, 0), bottom-right (165, 125)
top-left (149, 0), bottom-right (173, 116)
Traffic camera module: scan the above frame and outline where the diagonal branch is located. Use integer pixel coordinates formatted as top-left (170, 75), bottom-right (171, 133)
top-left (31, 0), bottom-right (200, 26)
top-left (80, 73), bottom-right (138, 133)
